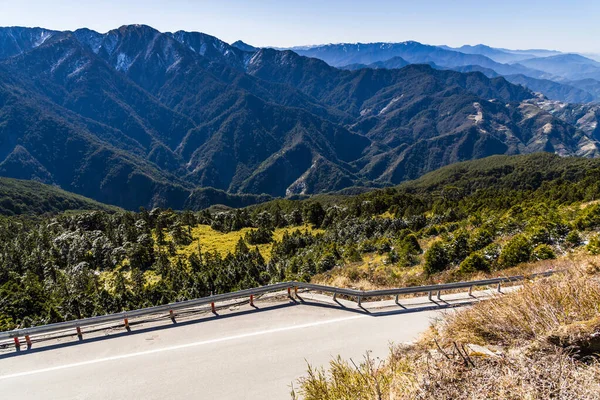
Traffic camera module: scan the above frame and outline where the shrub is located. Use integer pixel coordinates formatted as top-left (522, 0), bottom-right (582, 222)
top-left (397, 247), bottom-right (419, 268)
top-left (424, 225), bottom-right (439, 237)
top-left (385, 249), bottom-right (399, 264)
top-left (244, 227), bottom-right (273, 245)
top-left (575, 203), bottom-right (600, 230)
top-left (531, 244), bottom-right (556, 261)
top-left (0, 313), bottom-right (15, 332)
top-left (528, 226), bottom-right (551, 246)
top-left (424, 241), bottom-right (450, 275)
top-left (343, 245), bottom-right (362, 262)
top-left (481, 243), bottom-right (501, 264)
top-left (400, 234), bottom-right (422, 255)
top-left (469, 228), bottom-right (493, 252)
top-left (498, 235), bottom-right (532, 268)
top-left (459, 252), bottom-right (490, 274)
top-left (358, 241), bottom-right (376, 253)
top-left (587, 234), bottom-right (600, 255)
top-left (303, 202), bottom-right (326, 228)
top-left (446, 222), bottom-right (460, 232)
top-left (565, 230), bottom-right (582, 247)
top-left (377, 239), bottom-right (392, 255)
top-left (318, 254), bottom-right (337, 273)
top-left (448, 229), bottom-right (470, 263)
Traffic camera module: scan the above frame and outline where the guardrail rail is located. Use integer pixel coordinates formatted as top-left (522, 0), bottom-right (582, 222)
top-left (0, 270), bottom-right (556, 349)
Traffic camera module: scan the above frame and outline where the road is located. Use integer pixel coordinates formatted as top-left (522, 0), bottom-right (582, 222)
top-left (0, 291), bottom-right (477, 399)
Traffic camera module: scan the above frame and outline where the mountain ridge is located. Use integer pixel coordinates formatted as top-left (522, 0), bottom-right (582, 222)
top-left (0, 25), bottom-right (598, 210)
top-left (292, 40), bottom-right (600, 104)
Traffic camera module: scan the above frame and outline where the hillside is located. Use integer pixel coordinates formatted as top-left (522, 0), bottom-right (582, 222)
top-left (296, 264), bottom-right (600, 399)
top-left (505, 74), bottom-right (597, 103)
top-left (0, 176), bottom-right (117, 215)
top-left (5, 153), bottom-right (600, 331)
top-left (0, 26), bottom-right (598, 210)
top-left (298, 41), bottom-right (600, 105)
top-left (401, 152), bottom-right (600, 194)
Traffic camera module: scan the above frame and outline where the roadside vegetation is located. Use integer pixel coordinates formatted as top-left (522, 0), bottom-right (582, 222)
top-left (294, 259), bottom-right (600, 399)
top-left (4, 153), bottom-right (600, 332)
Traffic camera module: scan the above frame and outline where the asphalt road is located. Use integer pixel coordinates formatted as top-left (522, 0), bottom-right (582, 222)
top-left (0, 292), bottom-right (472, 399)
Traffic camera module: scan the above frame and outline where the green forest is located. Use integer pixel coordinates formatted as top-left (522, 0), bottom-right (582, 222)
top-left (3, 152), bottom-right (600, 331)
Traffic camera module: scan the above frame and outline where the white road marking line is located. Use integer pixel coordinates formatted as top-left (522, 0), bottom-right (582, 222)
top-left (0, 314), bottom-right (366, 380)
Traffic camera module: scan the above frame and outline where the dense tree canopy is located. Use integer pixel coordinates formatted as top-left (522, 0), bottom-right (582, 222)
top-left (3, 153), bottom-right (600, 331)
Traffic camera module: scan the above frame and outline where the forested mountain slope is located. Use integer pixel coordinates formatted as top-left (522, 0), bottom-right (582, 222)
top-left (5, 153), bottom-right (600, 331)
top-left (0, 25), bottom-right (598, 210)
top-left (0, 177), bottom-right (118, 216)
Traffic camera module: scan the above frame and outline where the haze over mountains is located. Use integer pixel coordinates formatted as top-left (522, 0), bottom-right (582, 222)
top-left (0, 25), bottom-right (599, 210)
top-left (294, 42), bottom-right (600, 103)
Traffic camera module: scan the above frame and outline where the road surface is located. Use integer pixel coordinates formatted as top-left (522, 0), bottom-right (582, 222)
top-left (0, 291), bottom-right (479, 399)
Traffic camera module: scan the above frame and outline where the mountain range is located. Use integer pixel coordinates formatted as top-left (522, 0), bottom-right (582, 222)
top-left (0, 25), bottom-right (599, 210)
top-left (294, 42), bottom-right (600, 103)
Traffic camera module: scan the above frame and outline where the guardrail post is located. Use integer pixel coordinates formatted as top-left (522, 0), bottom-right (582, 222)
top-left (436, 290), bottom-right (441, 300)
top-left (13, 337), bottom-right (20, 349)
top-left (287, 287), bottom-right (292, 298)
top-left (497, 282), bottom-right (502, 293)
top-left (468, 285), bottom-right (473, 296)
top-left (211, 302), bottom-right (216, 313)
top-left (250, 295), bottom-right (254, 306)
top-left (25, 335), bottom-right (32, 348)
top-left (395, 294), bottom-right (399, 304)
top-left (333, 293), bottom-right (337, 301)
top-left (357, 296), bottom-right (362, 307)
top-left (76, 327), bottom-right (83, 340)
top-left (428, 291), bottom-right (432, 301)
top-left (124, 318), bottom-right (129, 330)
top-left (294, 286), bottom-right (298, 297)
top-left (169, 310), bottom-right (176, 322)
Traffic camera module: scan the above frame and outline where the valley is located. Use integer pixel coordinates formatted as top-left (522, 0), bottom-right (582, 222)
top-left (0, 25), bottom-right (599, 211)
top-left (2, 14), bottom-right (600, 399)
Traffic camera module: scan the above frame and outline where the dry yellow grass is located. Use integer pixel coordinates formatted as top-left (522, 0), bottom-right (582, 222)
top-left (313, 253), bottom-right (426, 290)
top-left (177, 224), bottom-right (323, 261)
top-left (313, 245), bottom-right (584, 292)
top-left (296, 257), bottom-right (600, 400)
top-left (375, 211), bottom-right (395, 220)
top-left (97, 269), bottom-right (160, 292)
top-left (438, 258), bottom-right (600, 347)
top-left (101, 224), bottom-right (324, 292)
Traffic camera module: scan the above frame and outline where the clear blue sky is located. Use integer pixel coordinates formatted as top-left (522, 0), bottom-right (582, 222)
top-left (0, 0), bottom-right (598, 52)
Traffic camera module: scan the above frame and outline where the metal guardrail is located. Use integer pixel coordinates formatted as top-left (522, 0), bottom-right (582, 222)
top-left (0, 270), bottom-right (556, 344)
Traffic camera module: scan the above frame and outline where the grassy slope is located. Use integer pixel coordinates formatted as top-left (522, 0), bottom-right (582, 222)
top-left (100, 223), bottom-right (326, 289)
top-left (112, 153), bottom-right (600, 294)
top-left (252, 152), bottom-right (600, 210)
top-left (123, 153), bottom-right (600, 292)
top-left (401, 152), bottom-right (594, 190)
top-left (0, 177), bottom-right (119, 215)
top-left (177, 224), bottom-right (324, 262)
top-left (296, 258), bottom-right (600, 399)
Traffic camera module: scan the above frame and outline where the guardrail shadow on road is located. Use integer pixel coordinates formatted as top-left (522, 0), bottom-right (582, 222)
top-left (0, 300), bottom-right (297, 361)
top-left (299, 292), bottom-right (477, 316)
top-left (0, 293), bottom-right (481, 361)
top-left (1, 271), bottom-right (555, 358)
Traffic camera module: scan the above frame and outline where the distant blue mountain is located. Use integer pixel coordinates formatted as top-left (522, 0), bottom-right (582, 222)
top-left (440, 44), bottom-right (562, 63)
top-left (517, 54), bottom-right (600, 81)
top-left (292, 41), bottom-right (552, 79)
top-left (291, 41), bottom-right (600, 104)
